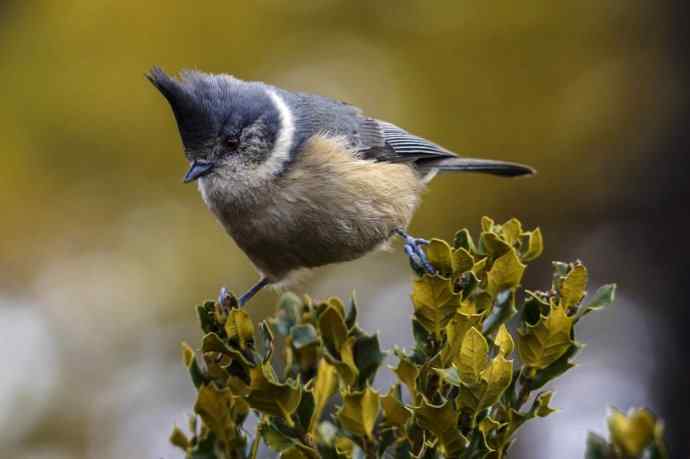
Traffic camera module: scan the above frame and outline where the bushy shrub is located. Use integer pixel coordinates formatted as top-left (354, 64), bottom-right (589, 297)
top-left (169, 217), bottom-right (665, 458)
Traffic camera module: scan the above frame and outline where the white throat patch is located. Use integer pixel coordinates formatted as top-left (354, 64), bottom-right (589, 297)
top-left (258, 89), bottom-right (295, 178)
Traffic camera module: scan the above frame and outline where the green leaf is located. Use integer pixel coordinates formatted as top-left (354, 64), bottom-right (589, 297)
top-left (482, 289), bottom-right (517, 336)
top-left (494, 324), bottom-right (514, 357)
top-left (577, 284), bottom-right (616, 321)
top-left (181, 341), bottom-right (195, 367)
top-left (346, 292), bottom-right (358, 330)
top-left (560, 262), bottom-right (588, 309)
top-left (608, 407), bottom-right (657, 457)
top-left (454, 228), bottom-right (478, 253)
top-left (259, 421), bottom-right (319, 459)
top-left (521, 228), bottom-right (543, 262)
top-left (517, 305), bottom-right (574, 370)
top-left (501, 218), bottom-right (523, 246)
top-left (585, 432), bottom-right (614, 459)
top-left (414, 397), bottom-right (468, 456)
top-left (258, 321), bottom-right (274, 363)
top-left (456, 327), bottom-right (489, 385)
top-left (392, 351), bottom-right (420, 399)
top-left (318, 305), bottom-right (348, 358)
top-left (481, 216), bottom-right (495, 233)
top-left (425, 239), bottom-right (455, 276)
top-left (479, 232), bottom-right (512, 259)
top-left (246, 364), bottom-right (302, 424)
top-left (169, 425), bottom-right (189, 450)
top-left (452, 247), bottom-right (475, 274)
top-left (440, 312), bottom-right (483, 366)
top-left (337, 386), bottom-right (381, 440)
top-left (528, 343), bottom-right (580, 390)
top-left (411, 274), bottom-right (460, 338)
top-left (435, 366), bottom-right (462, 387)
top-left (194, 385), bottom-right (246, 448)
top-left (225, 309), bottom-right (255, 350)
top-left (486, 249), bottom-right (526, 297)
top-left (308, 358), bottom-right (338, 433)
top-left (458, 355), bottom-right (513, 414)
top-left (354, 333), bottom-right (385, 386)
top-left (533, 391), bottom-right (557, 417)
top-left (382, 384), bottom-right (411, 427)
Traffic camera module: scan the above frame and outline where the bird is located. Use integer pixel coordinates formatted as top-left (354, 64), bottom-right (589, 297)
top-left (147, 68), bottom-right (535, 306)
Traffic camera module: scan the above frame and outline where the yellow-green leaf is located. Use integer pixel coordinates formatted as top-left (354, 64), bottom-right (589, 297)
top-left (560, 263), bottom-right (588, 308)
top-left (472, 257), bottom-right (488, 278)
top-left (458, 355), bottom-right (513, 414)
top-left (481, 216), bottom-right (495, 232)
top-left (169, 425), bottom-right (189, 450)
top-left (495, 324), bottom-right (514, 356)
top-left (181, 341), bottom-right (194, 367)
top-left (501, 218), bottom-right (523, 246)
top-left (411, 275), bottom-right (459, 337)
top-left (392, 352), bottom-right (419, 400)
top-left (521, 228), bottom-right (543, 261)
top-left (452, 247), bottom-right (475, 274)
top-left (194, 385), bottom-right (242, 446)
top-left (608, 407), bottom-right (657, 457)
top-left (337, 386), bottom-right (380, 440)
top-left (247, 364), bottom-right (302, 423)
top-left (480, 232), bottom-right (513, 259)
top-left (318, 305), bottom-right (347, 357)
top-left (456, 327), bottom-right (489, 385)
top-left (534, 391), bottom-right (557, 417)
top-left (425, 239), bottom-right (454, 275)
top-left (414, 397), bottom-right (468, 456)
top-left (309, 358), bottom-right (338, 433)
top-left (486, 249), bottom-right (526, 296)
top-left (382, 385), bottom-right (411, 427)
top-left (225, 309), bottom-right (255, 350)
top-left (440, 312), bottom-right (483, 366)
top-left (517, 305), bottom-right (574, 369)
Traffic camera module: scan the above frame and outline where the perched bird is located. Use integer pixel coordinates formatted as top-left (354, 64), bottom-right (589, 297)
top-left (147, 68), bottom-right (534, 305)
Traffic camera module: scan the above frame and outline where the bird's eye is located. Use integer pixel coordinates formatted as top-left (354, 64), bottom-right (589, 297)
top-left (224, 136), bottom-right (240, 150)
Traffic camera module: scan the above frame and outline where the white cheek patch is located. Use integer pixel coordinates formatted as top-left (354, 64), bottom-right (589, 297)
top-left (257, 89), bottom-right (295, 178)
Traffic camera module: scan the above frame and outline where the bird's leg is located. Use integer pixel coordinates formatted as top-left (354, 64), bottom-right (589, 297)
top-left (394, 228), bottom-right (436, 275)
top-left (238, 277), bottom-right (270, 306)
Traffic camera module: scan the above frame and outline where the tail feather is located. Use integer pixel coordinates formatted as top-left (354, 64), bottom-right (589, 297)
top-left (417, 157), bottom-right (536, 177)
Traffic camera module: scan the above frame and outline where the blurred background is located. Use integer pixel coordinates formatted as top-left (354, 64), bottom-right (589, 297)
top-left (1, 1), bottom-right (688, 458)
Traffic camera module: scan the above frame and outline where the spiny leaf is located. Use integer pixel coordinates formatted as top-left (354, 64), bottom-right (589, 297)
top-left (337, 386), bottom-right (381, 440)
top-left (560, 262), bottom-right (588, 309)
top-left (309, 359), bottom-right (338, 433)
top-left (246, 364), bottom-right (302, 423)
top-left (411, 274), bottom-right (460, 337)
top-left (414, 397), bottom-right (468, 456)
top-left (425, 238), bottom-right (455, 276)
top-left (456, 327), bottom-right (489, 385)
top-left (458, 355), bottom-right (513, 414)
top-left (382, 384), bottom-right (411, 427)
top-left (454, 228), bottom-right (477, 253)
top-left (225, 309), bottom-right (255, 350)
top-left (392, 351), bottom-right (420, 400)
top-left (486, 249), bottom-right (526, 297)
top-left (501, 218), bottom-right (523, 246)
top-left (577, 284), bottom-right (616, 322)
top-left (608, 407), bottom-right (657, 457)
top-left (170, 425), bottom-right (190, 450)
top-left (495, 324), bottom-right (514, 357)
top-left (521, 228), bottom-right (543, 262)
top-left (318, 305), bottom-right (347, 358)
top-left (441, 312), bottom-right (483, 366)
top-left (452, 247), bottom-right (475, 274)
top-left (517, 305), bottom-right (574, 370)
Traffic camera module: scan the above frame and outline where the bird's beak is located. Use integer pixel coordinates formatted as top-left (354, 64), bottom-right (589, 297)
top-left (183, 160), bottom-right (216, 183)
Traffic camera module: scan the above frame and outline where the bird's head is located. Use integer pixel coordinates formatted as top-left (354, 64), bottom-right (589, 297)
top-left (147, 67), bottom-right (291, 184)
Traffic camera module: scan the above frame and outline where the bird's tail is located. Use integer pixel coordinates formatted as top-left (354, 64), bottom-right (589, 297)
top-left (417, 157), bottom-right (536, 177)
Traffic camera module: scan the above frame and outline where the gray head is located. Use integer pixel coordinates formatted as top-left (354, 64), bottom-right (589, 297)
top-left (147, 67), bottom-right (289, 184)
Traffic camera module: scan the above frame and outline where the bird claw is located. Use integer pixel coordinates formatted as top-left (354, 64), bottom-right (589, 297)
top-left (397, 230), bottom-right (435, 275)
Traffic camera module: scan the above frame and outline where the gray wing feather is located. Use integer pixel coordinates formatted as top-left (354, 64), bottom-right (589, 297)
top-left (287, 92), bottom-right (534, 176)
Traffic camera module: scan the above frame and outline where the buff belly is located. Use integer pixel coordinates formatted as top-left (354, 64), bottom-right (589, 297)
top-left (212, 135), bottom-right (426, 282)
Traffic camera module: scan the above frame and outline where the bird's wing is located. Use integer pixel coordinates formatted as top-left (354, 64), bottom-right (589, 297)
top-left (290, 92), bottom-right (534, 176)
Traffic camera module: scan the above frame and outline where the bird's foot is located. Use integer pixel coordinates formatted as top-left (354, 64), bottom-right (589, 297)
top-left (395, 229), bottom-right (436, 275)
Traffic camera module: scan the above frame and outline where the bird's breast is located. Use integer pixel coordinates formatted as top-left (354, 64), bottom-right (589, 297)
top-left (204, 134), bottom-right (426, 281)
